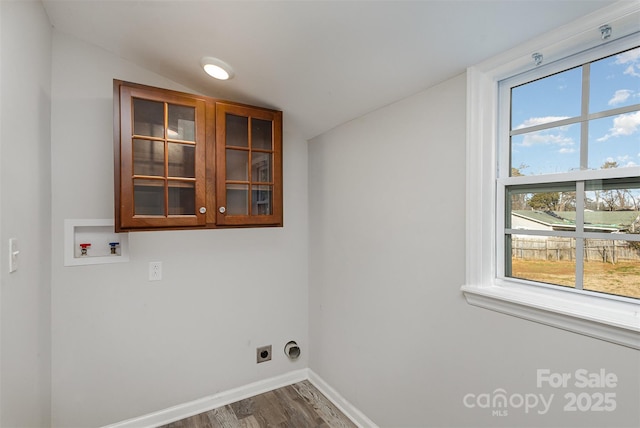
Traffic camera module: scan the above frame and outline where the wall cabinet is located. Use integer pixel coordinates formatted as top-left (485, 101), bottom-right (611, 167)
top-left (114, 80), bottom-right (282, 231)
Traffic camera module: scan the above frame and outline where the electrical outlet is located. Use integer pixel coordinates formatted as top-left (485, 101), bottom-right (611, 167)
top-left (149, 261), bottom-right (162, 281)
top-left (257, 345), bottom-right (272, 363)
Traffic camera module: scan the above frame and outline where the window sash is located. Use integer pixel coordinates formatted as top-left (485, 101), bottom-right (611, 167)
top-left (498, 34), bottom-right (640, 181)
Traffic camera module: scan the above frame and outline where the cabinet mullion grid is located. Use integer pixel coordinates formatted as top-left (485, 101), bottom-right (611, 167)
top-left (163, 101), bottom-right (169, 218)
top-left (248, 116), bottom-right (254, 216)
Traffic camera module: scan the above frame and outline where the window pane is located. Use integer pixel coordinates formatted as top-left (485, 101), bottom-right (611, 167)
top-left (168, 143), bottom-right (195, 178)
top-left (507, 185), bottom-right (576, 229)
top-left (584, 239), bottom-right (640, 299)
top-left (226, 184), bottom-right (248, 215)
top-left (226, 149), bottom-right (248, 181)
top-left (133, 139), bottom-right (165, 176)
top-left (134, 179), bottom-right (165, 216)
top-left (588, 112), bottom-right (640, 170)
top-left (168, 181), bottom-right (195, 215)
top-left (251, 118), bottom-right (272, 150)
top-left (589, 47), bottom-right (640, 114)
top-left (167, 104), bottom-right (195, 141)
top-left (252, 152), bottom-right (272, 183)
top-left (226, 114), bottom-right (248, 147)
top-left (252, 185), bottom-right (272, 215)
top-left (507, 234), bottom-right (576, 288)
top-left (511, 123), bottom-right (580, 175)
top-left (511, 67), bottom-right (582, 131)
top-left (585, 179), bottom-right (640, 227)
top-left (133, 99), bottom-right (164, 138)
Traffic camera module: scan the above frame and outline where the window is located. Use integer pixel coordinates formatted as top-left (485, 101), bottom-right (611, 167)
top-left (462, 2), bottom-right (640, 349)
top-left (499, 45), bottom-right (640, 301)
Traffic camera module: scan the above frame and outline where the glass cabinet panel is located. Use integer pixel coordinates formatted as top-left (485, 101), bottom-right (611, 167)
top-left (252, 118), bottom-right (273, 150)
top-left (133, 98), bottom-right (164, 138)
top-left (226, 149), bottom-right (249, 181)
top-left (168, 104), bottom-right (195, 141)
top-left (168, 143), bottom-right (195, 178)
top-left (226, 184), bottom-right (249, 215)
top-left (252, 185), bottom-right (272, 215)
top-left (226, 114), bottom-right (249, 147)
top-left (134, 179), bottom-right (165, 216)
top-left (252, 152), bottom-right (272, 183)
top-left (168, 181), bottom-right (195, 215)
top-left (133, 139), bottom-right (165, 176)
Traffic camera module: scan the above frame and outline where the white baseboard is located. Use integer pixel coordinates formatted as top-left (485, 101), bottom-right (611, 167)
top-left (103, 369), bottom-right (308, 428)
top-left (102, 368), bottom-right (376, 428)
top-left (307, 369), bottom-right (379, 428)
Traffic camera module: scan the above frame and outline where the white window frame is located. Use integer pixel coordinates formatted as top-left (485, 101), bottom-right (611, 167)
top-left (461, 1), bottom-right (640, 350)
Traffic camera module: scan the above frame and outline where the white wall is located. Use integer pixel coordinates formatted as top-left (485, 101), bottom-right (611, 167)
top-left (308, 74), bottom-right (640, 427)
top-left (0, 0), bottom-right (52, 426)
top-left (50, 33), bottom-right (308, 427)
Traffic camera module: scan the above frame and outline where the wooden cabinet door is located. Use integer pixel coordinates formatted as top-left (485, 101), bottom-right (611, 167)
top-left (215, 102), bottom-right (283, 226)
top-left (115, 82), bottom-right (209, 230)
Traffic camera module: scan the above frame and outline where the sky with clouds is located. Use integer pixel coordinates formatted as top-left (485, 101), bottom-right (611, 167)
top-left (510, 46), bottom-right (640, 176)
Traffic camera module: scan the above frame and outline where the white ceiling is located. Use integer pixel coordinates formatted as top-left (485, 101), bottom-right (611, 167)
top-left (42, 0), bottom-right (617, 139)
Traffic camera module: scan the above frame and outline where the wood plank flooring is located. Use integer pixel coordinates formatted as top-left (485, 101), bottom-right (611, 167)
top-left (159, 380), bottom-right (357, 428)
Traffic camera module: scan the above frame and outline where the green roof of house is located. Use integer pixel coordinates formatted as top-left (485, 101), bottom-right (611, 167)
top-left (512, 210), bottom-right (640, 232)
top-left (512, 210), bottom-right (573, 226)
top-left (559, 211), bottom-right (640, 228)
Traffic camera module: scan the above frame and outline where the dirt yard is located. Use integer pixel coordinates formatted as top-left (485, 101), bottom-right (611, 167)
top-left (511, 259), bottom-right (640, 299)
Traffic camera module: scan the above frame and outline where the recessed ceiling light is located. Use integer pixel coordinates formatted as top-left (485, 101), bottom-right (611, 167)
top-left (201, 56), bottom-right (234, 80)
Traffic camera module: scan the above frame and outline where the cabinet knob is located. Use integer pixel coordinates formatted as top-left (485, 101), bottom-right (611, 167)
top-left (199, 207), bottom-right (206, 214)
top-left (219, 206), bottom-right (226, 214)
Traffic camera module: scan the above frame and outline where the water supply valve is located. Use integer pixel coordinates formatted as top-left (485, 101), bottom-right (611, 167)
top-left (79, 243), bottom-right (91, 256)
top-left (109, 242), bottom-right (120, 255)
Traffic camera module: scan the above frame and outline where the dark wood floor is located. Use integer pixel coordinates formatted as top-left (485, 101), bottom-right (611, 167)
top-left (159, 380), bottom-right (357, 428)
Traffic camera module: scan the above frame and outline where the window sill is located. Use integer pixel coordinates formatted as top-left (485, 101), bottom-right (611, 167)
top-left (461, 283), bottom-right (640, 349)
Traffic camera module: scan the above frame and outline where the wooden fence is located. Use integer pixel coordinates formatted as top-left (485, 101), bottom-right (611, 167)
top-left (511, 236), bottom-right (640, 263)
